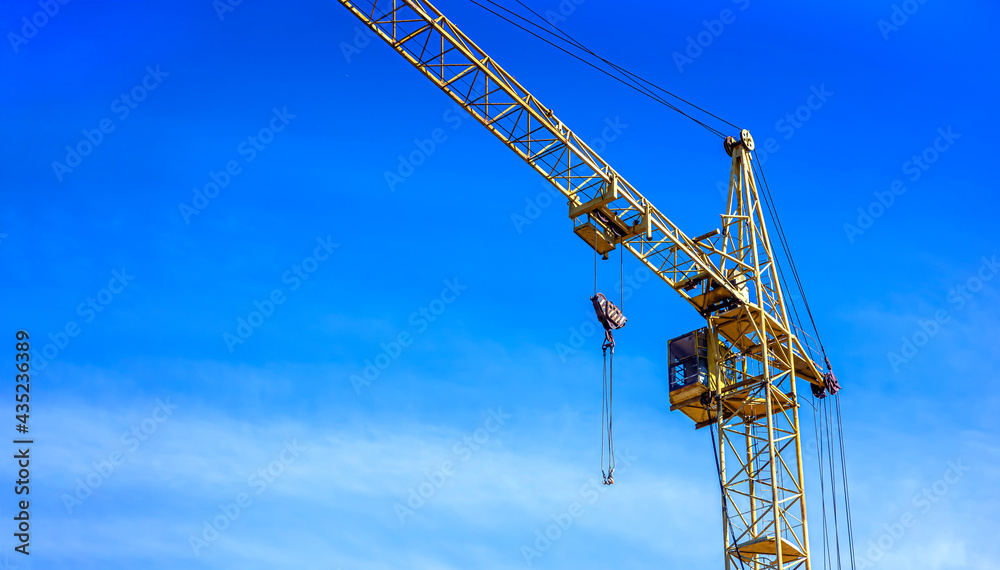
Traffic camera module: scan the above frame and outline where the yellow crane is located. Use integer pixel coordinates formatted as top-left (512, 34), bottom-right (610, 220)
top-left (335, 1), bottom-right (844, 568)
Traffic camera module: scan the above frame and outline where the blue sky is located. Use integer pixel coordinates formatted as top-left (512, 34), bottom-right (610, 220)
top-left (1, 0), bottom-right (998, 568)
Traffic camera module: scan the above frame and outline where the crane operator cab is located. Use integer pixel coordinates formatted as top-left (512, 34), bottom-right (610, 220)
top-left (667, 328), bottom-right (719, 424)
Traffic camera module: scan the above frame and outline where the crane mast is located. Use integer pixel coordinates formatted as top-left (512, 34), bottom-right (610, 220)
top-left (337, 1), bottom-right (830, 568)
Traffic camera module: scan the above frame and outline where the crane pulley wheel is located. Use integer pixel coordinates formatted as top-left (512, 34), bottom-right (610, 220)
top-left (724, 130), bottom-right (755, 156)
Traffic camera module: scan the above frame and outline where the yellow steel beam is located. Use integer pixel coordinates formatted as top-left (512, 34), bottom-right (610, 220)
top-left (334, 3), bottom-right (827, 570)
top-left (336, 0), bottom-right (826, 387)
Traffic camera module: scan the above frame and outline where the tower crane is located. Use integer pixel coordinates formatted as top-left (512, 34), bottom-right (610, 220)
top-left (334, 1), bottom-right (845, 568)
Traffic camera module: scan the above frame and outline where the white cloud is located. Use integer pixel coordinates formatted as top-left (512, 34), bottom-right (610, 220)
top-left (36, 390), bottom-right (720, 569)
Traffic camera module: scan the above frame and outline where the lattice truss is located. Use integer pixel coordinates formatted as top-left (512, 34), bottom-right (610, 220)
top-left (716, 147), bottom-right (784, 320)
top-left (714, 334), bottom-right (809, 570)
top-left (339, 1), bottom-right (825, 568)
top-left (707, 146), bottom-right (822, 384)
top-left (341, 0), bottom-right (822, 383)
top-left (343, 2), bottom-right (739, 297)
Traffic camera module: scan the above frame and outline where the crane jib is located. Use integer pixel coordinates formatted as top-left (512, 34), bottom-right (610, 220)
top-left (336, 2), bottom-right (837, 568)
top-left (338, 0), bottom-right (822, 384)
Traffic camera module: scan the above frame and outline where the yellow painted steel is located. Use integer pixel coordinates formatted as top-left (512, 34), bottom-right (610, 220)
top-left (336, 1), bottom-right (821, 568)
